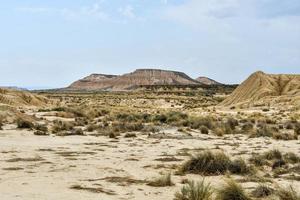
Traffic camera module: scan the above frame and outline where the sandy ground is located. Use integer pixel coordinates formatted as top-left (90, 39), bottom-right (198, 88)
top-left (0, 125), bottom-right (299, 200)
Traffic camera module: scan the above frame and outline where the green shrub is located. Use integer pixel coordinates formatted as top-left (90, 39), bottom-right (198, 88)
top-left (217, 179), bottom-right (251, 200)
top-left (179, 151), bottom-right (231, 175)
top-left (174, 180), bottom-right (213, 200)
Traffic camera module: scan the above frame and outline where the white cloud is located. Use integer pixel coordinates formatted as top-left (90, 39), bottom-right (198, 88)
top-left (61, 3), bottom-right (109, 21)
top-left (119, 5), bottom-right (136, 19)
top-left (16, 3), bottom-right (109, 21)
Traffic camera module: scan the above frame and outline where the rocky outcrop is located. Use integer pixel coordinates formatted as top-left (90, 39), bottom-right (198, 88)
top-left (220, 71), bottom-right (300, 107)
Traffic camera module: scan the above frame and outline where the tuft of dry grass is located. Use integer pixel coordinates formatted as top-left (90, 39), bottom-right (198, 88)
top-left (174, 180), bottom-right (213, 200)
top-left (216, 179), bottom-right (251, 200)
top-left (251, 184), bottom-right (274, 198)
top-left (179, 151), bottom-right (231, 175)
top-left (147, 173), bottom-right (174, 187)
top-left (16, 118), bottom-right (34, 129)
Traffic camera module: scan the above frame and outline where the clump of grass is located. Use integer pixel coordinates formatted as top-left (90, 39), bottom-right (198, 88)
top-left (200, 126), bottom-right (209, 134)
top-left (111, 122), bottom-right (144, 133)
top-left (277, 186), bottom-right (300, 200)
top-left (147, 173), bottom-right (174, 187)
top-left (34, 130), bottom-right (49, 136)
top-left (284, 152), bottom-right (300, 164)
top-left (272, 132), bottom-right (298, 140)
top-left (34, 124), bottom-right (48, 132)
top-left (174, 180), bottom-right (213, 200)
top-left (216, 179), bottom-right (251, 200)
top-left (0, 118), bottom-right (3, 130)
top-left (179, 151), bottom-right (231, 175)
top-left (294, 123), bottom-right (300, 135)
top-left (250, 125), bottom-right (275, 138)
top-left (124, 133), bottom-right (136, 138)
top-left (251, 184), bottom-right (274, 198)
top-left (86, 124), bottom-right (98, 132)
top-left (16, 118), bottom-right (34, 129)
top-left (263, 149), bottom-right (282, 160)
top-left (52, 120), bottom-right (75, 133)
top-left (228, 158), bottom-right (252, 175)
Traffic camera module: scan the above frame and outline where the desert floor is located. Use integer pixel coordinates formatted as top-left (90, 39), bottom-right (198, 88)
top-left (1, 124), bottom-right (299, 200)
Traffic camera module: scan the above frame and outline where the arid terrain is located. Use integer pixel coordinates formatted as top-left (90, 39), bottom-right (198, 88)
top-left (0, 71), bottom-right (299, 200)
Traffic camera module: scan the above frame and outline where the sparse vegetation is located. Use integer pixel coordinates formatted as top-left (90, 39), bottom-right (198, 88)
top-left (277, 186), bottom-right (300, 200)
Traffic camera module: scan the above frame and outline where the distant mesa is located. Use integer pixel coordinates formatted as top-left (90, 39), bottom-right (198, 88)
top-left (195, 76), bottom-right (221, 85)
top-left (68, 69), bottom-right (207, 91)
top-left (220, 71), bottom-right (300, 108)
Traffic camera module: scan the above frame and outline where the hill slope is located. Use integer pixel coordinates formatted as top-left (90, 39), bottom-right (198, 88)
top-left (220, 71), bottom-right (300, 108)
top-left (68, 69), bottom-right (200, 91)
top-left (196, 77), bottom-right (221, 85)
top-left (0, 88), bottom-right (50, 107)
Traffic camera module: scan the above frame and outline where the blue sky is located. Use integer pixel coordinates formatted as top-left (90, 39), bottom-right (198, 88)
top-left (0, 0), bottom-right (299, 88)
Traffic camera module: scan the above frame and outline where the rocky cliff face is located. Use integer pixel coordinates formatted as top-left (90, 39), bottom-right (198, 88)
top-left (68, 69), bottom-right (200, 91)
top-left (220, 71), bottom-right (300, 107)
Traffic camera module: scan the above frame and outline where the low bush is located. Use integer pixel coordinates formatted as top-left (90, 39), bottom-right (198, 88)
top-left (34, 130), bottom-right (49, 136)
top-left (179, 151), bottom-right (231, 175)
top-left (124, 133), bottom-right (136, 138)
top-left (17, 119), bottom-right (34, 129)
top-left (34, 124), bottom-right (48, 132)
top-left (0, 118), bottom-right (3, 130)
top-left (174, 180), bottom-right (213, 200)
top-left (228, 158), bottom-right (251, 175)
top-left (200, 126), bottom-right (209, 134)
top-left (52, 120), bottom-right (75, 133)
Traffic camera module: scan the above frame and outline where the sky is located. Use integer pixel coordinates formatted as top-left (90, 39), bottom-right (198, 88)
top-left (0, 0), bottom-right (299, 88)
